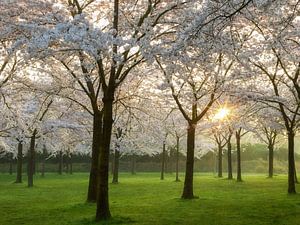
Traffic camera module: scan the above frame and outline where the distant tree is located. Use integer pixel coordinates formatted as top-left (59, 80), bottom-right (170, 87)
top-left (15, 141), bottom-right (23, 183)
top-left (254, 108), bottom-right (283, 178)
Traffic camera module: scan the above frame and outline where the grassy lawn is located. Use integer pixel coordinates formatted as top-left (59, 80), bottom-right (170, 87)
top-left (0, 172), bottom-right (300, 225)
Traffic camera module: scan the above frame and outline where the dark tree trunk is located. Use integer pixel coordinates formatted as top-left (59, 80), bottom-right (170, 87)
top-left (9, 153), bottom-right (13, 175)
top-left (96, 0), bottom-right (118, 219)
top-left (28, 130), bottom-right (37, 187)
top-left (96, 93), bottom-right (114, 220)
top-left (33, 153), bottom-right (36, 175)
top-left (15, 142), bottom-right (23, 183)
top-left (236, 130), bottom-right (242, 182)
top-left (131, 155), bottom-right (136, 175)
top-left (58, 150), bottom-right (63, 175)
top-left (168, 147), bottom-right (173, 174)
top-left (35, 161), bottom-right (38, 174)
top-left (41, 145), bottom-right (46, 177)
top-left (64, 151), bottom-right (70, 174)
top-left (112, 149), bottom-right (120, 184)
top-left (217, 144), bottom-right (222, 178)
top-left (268, 144), bottom-right (274, 178)
top-left (65, 153), bottom-right (69, 174)
top-left (69, 153), bottom-right (73, 175)
top-left (112, 128), bottom-right (122, 184)
top-left (87, 110), bottom-right (102, 202)
top-left (175, 136), bottom-right (180, 182)
top-left (182, 123), bottom-right (196, 199)
top-left (295, 166), bottom-right (299, 184)
top-left (287, 131), bottom-right (296, 193)
top-left (161, 142), bottom-right (166, 180)
top-left (227, 135), bottom-right (233, 179)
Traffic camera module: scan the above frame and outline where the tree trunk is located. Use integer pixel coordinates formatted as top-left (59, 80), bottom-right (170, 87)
top-left (112, 149), bottom-right (120, 184)
top-left (28, 130), bottom-right (37, 187)
top-left (33, 152), bottom-right (36, 175)
top-left (161, 142), bottom-right (166, 180)
top-left (87, 110), bottom-right (102, 202)
top-left (58, 150), bottom-right (63, 175)
top-left (15, 142), bottom-right (23, 183)
top-left (181, 123), bottom-right (196, 199)
top-left (41, 145), bottom-right (46, 177)
top-left (96, 0), bottom-right (118, 219)
top-left (236, 131), bottom-right (242, 182)
top-left (131, 155), bottom-right (136, 175)
top-left (35, 161), bottom-right (38, 175)
top-left (268, 144), bottom-right (274, 178)
top-left (227, 135), bottom-right (233, 179)
top-left (175, 136), bottom-right (180, 182)
top-left (65, 153), bottom-right (71, 174)
top-left (168, 147), bottom-right (173, 174)
top-left (69, 153), bottom-right (73, 175)
top-left (65, 154), bottom-right (69, 174)
top-left (96, 93), bottom-right (114, 220)
top-left (287, 131), bottom-right (296, 193)
top-left (217, 144), bottom-right (222, 178)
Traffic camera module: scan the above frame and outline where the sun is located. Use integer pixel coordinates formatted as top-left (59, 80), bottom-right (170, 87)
top-left (214, 108), bottom-right (230, 120)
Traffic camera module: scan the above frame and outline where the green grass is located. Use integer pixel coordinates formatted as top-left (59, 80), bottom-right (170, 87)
top-left (0, 173), bottom-right (300, 225)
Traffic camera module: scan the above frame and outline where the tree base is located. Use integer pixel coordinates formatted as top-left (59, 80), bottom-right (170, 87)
top-left (86, 199), bottom-right (97, 203)
top-left (95, 211), bottom-right (111, 222)
top-left (95, 215), bottom-right (111, 222)
top-left (288, 189), bottom-right (297, 194)
top-left (181, 195), bottom-right (199, 199)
